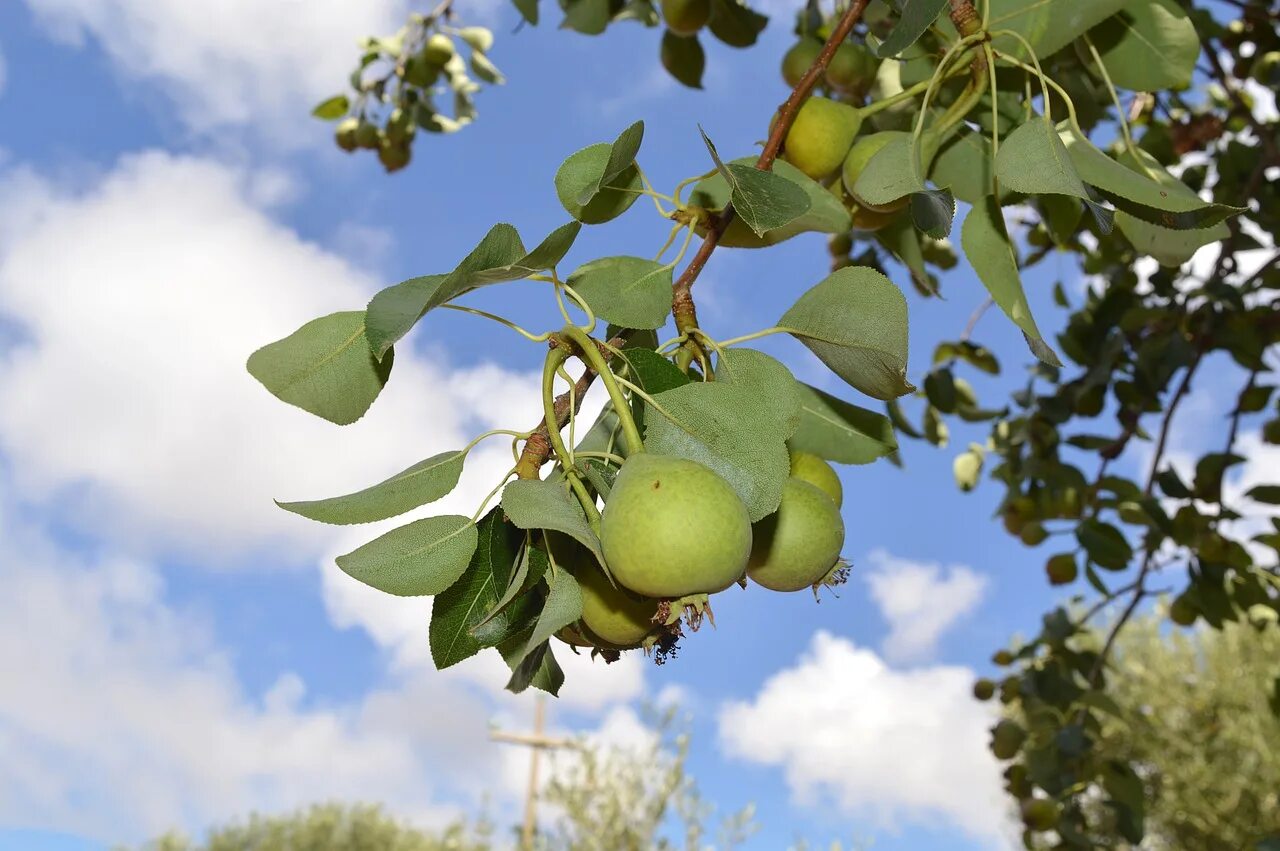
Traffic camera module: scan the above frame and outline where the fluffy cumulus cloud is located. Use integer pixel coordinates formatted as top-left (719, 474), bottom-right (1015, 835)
top-left (21, 0), bottom-right (410, 140)
top-left (718, 632), bottom-right (1008, 842)
top-left (863, 549), bottom-right (988, 663)
top-left (0, 152), bottom-right (644, 841)
top-left (0, 151), bottom-right (543, 567)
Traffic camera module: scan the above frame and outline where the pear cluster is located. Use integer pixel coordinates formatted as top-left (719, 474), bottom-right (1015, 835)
top-left (776, 38), bottom-right (911, 232)
top-left (555, 450), bottom-right (847, 657)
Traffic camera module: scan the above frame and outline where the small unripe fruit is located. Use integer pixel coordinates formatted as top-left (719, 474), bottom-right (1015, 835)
top-left (990, 719), bottom-right (1026, 760)
top-left (1020, 798), bottom-right (1061, 832)
top-left (378, 140), bottom-right (412, 172)
top-left (784, 97), bottom-right (862, 180)
top-left (973, 678), bottom-right (995, 701)
top-left (1019, 522), bottom-right (1048, 547)
top-left (842, 131), bottom-right (909, 212)
top-left (571, 558), bottom-right (659, 647)
top-left (1045, 553), bottom-right (1078, 585)
top-left (403, 55), bottom-right (440, 87)
top-left (423, 33), bottom-right (455, 66)
top-left (992, 649), bottom-right (1015, 666)
top-left (825, 43), bottom-right (877, 92)
top-left (789, 451), bottom-right (843, 507)
top-left (662, 0), bottom-right (711, 36)
top-left (334, 117), bottom-right (359, 152)
top-left (781, 39), bottom-right (823, 88)
top-left (850, 202), bottom-right (900, 231)
top-left (354, 120), bottom-right (381, 149)
top-left (385, 108), bottom-right (415, 145)
top-left (748, 478), bottom-right (845, 592)
top-left (600, 454), bottom-right (752, 598)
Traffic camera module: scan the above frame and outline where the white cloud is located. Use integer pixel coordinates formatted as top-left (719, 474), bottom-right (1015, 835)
top-left (863, 549), bottom-right (988, 663)
top-left (718, 632), bottom-right (1008, 841)
top-left (0, 151), bottom-right (545, 567)
top-left (22, 0), bottom-right (409, 140)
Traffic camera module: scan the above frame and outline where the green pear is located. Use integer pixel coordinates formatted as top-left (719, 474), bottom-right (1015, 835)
top-left (747, 478), bottom-right (845, 592)
top-left (784, 97), bottom-right (862, 180)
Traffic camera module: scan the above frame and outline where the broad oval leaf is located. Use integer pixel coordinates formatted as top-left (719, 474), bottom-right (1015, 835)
top-left (852, 132), bottom-right (925, 208)
top-left (777, 266), bottom-right (915, 401)
top-left (961, 197), bottom-right (1062, 367)
top-left (556, 133), bottom-right (644, 224)
top-left (707, 0), bottom-right (767, 47)
top-left (1091, 0), bottom-right (1199, 92)
top-left (335, 514), bottom-right (478, 596)
top-left (931, 128), bottom-right (994, 205)
top-left (247, 311), bottom-right (392, 426)
top-left (689, 157), bottom-right (849, 248)
top-left (566, 256), bottom-right (673, 330)
top-left (502, 568), bottom-right (582, 671)
top-left (983, 0), bottom-right (1128, 60)
top-left (1116, 213), bottom-right (1229, 267)
top-left (714, 347), bottom-right (803, 440)
top-left (699, 127), bottom-right (810, 237)
top-left (501, 478), bottom-right (604, 564)
top-left (643, 381), bottom-right (791, 522)
top-left (996, 117), bottom-right (1113, 232)
top-left (789, 383), bottom-right (898, 465)
top-left (278, 449), bottom-right (466, 525)
top-left (661, 31), bottom-right (706, 89)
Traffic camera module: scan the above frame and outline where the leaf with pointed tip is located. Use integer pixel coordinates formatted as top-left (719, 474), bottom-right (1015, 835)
top-left (661, 31), bottom-right (705, 89)
top-left (501, 478), bottom-right (604, 565)
top-left (501, 632), bottom-right (565, 695)
top-left (852, 133), bottom-right (925, 208)
top-left (556, 128), bottom-right (645, 223)
top-left (477, 540), bottom-right (550, 630)
top-left (961, 197), bottom-right (1061, 367)
top-left (643, 381), bottom-right (790, 521)
top-left (930, 128), bottom-right (994, 205)
top-left (910, 189), bottom-right (955, 239)
top-left (578, 121), bottom-right (644, 205)
top-left (698, 128), bottom-right (810, 237)
top-left (247, 311), bottom-right (392, 426)
top-left (502, 568), bottom-right (582, 671)
top-left (689, 157), bottom-right (848, 248)
top-left (430, 508), bottom-right (536, 669)
top-left (561, 0), bottom-right (610, 33)
top-left (707, 0), bottom-right (766, 46)
top-left (1059, 125), bottom-right (1243, 229)
top-left (512, 0), bottom-right (539, 24)
top-left (996, 117), bottom-right (1113, 233)
top-left (778, 267), bottom-right (915, 401)
top-left (278, 449), bottom-right (465, 525)
top-left (790, 383), bottom-right (898, 465)
top-left (335, 515), bottom-right (478, 596)
top-left (877, 0), bottom-right (948, 58)
top-left (714, 348), bottom-right (803, 440)
top-left (1091, 0), bottom-right (1198, 91)
top-left (566, 256), bottom-right (673, 330)
top-left (365, 221), bottom-right (580, 356)
top-left (312, 95), bottom-right (350, 119)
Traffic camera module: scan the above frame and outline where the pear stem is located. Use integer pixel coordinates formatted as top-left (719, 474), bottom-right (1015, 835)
top-left (558, 325), bottom-right (645, 457)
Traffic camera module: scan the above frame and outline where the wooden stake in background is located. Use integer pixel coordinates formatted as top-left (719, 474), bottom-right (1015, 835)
top-left (490, 695), bottom-right (576, 850)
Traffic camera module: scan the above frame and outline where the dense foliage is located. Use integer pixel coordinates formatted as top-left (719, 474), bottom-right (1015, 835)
top-left (249, 0), bottom-right (1280, 845)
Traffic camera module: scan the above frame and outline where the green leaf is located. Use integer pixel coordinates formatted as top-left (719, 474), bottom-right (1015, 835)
top-left (502, 633), bottom-right (565, 696)
top-left (699, 128), bottom-right (810, 237)
top-left (983, 0), bottom-right (1128, 59)
top-left (876, 216), bottom-right (936, 297)
top-left (643, 382), bottom-right (791, 521)
top-left (278, 450), bottom-right (465, 525)
top-left (565, 256), bottom-right (673, 330)
top-left (556, 131), bottom-right (645, 224)
top-left (661, 31), bottom-right (706, 89)
top-left (961, 197), bottom-right (1061, 367)
top-left (562, 0), bottom-right (611, 33)
top-left (910, 189), bottom-right (954, 239)
top-left (930, 128), bottom-right (994, 205)
top-left (501, 478), bottom-right (604, 565)
top-left (789, 383), bottom-right (898, 465)
top-left (1248, 485), bottom-right (1280, 505)
top-left (714, 348), bottom-right (803, 440)
top-left (470, 52), bottom-right (505, 84)
top-left (478, 541), bottom-right (550, 630)
top-left (503, 568), bottom-right (583, 670)
top-left (1115, 214), bottom-right (1229, 267)
top-left (1060, 125), bottom-right (1243, 230)
top-left (335, 515), bottom-right (478, 596)
top-left (1076, 519), bottom-right (1133, 570)
top-left (615, 347), bottom-right (690, 395)
top-left (707, 0), bottom-right (767, 47)
top-left (429, 508), bottom-right (533, 669)
top-left (1091, 0), bottom-right (1198, 91)
top-left (247, 311), bottom-right (393, 426)
top-left (778, 266), bottom-right (915, 401)
top-left (512, 0), bottom-right (539, 25)
top-left (852, 132), bottom-right (925, 207)
top-left (312, 95), bottom-right (350, 120)
top-left (877, 0), bottom-right (948, 58)
top-left (365, 222), bottom-right (580, 356)
top-left (690, 157), bottom-right (849, 248)
top-left (996, 117), bottom-right (1113, 232)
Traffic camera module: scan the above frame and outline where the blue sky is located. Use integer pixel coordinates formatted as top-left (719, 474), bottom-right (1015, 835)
top-left (0, 2), bottom-right (1269, 850)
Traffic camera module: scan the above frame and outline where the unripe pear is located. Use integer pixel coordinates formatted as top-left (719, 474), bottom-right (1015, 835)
top-left (1020, 798), bottom-right (1060, 832)
top-left (354, 120), bottom-right (381, 149)
top-left (571, 557), bottom-right (659, 647)
top-left (972, 678), bottom-right (995, 701)
top-left (600, 454), bottom-right (752, 598)
top-left (378, 139), bottom-right (412, 172)
top-left (842, 131), bottom-right (909, 212)
top-left (788, 450), bottom-right (842, 507)
top-left (662, 0), bottom-right (711, 36)
top-left (990, 719), bottom-right (1026, 760)
top-left (403, 55), bottom-right (440, 88)
top-left (784, 97), bottom-right (862, 180)
top-left (423, 34), bottom-right (455, 66)
top-left (825, 43), bottom-right (878, 92)
top-left (781, 39), bottom-right (823, 88)
top-left (1169, 592), bottom-right (1198, 626)
top-left (385, 108), bottom-right (416, 145)
top-left (334, 117), bottom-right (359, 152)
top-left (1045, 553), bottom-right (1077, 585)
top-left (748, 478), bottom-right (845, 592)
